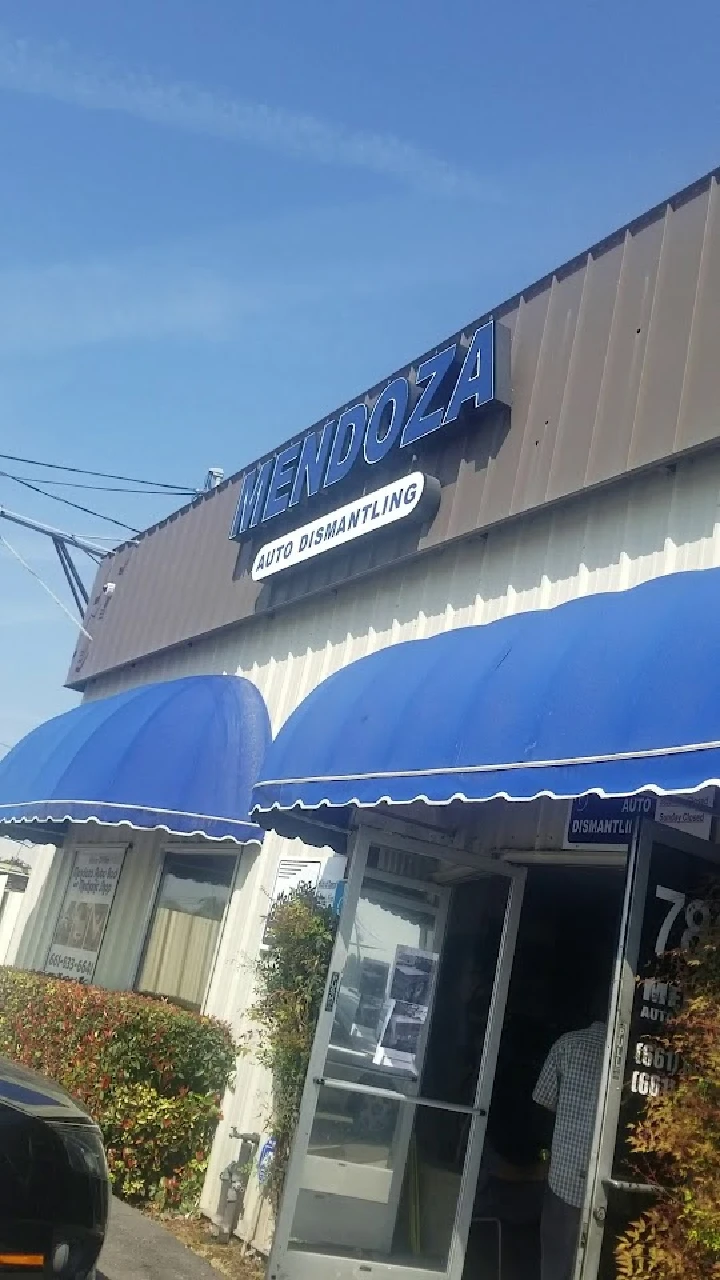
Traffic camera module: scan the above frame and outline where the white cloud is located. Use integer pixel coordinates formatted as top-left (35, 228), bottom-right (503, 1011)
top-left (0, 208), bottom-right (476, 354)
top-left (0, 31), bottom-right (492, 199)
top-left (0, 256), bottom-right (246, 353)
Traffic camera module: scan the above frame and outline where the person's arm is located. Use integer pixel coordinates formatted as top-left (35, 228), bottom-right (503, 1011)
top-left (532, 1038), bottom-right (561, 1114)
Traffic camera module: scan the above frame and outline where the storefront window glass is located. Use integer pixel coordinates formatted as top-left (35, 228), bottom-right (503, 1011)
top-left (136, 852), bottom-right (236, 1011)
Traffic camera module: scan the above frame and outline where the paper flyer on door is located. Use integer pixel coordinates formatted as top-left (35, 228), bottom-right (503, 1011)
top-left (373, 945), bottom-right (438, 1075)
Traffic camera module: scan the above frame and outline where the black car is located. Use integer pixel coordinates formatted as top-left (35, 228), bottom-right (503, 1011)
top-left (0, 1057), bottom-right (110, 1279)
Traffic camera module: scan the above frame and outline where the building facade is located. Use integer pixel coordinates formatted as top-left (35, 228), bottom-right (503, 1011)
top-left (4, 167), bottom-right (720, 1280)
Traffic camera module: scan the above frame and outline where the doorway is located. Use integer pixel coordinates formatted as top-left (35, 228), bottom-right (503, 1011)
top-left (269, 837), bottom-right (627, 1280)
top-left (268, 830), bottom-right (526, 1280)
top-left (580, 823), bottom-right (720, 1279)
top-left (459, 867), bottom-right (625, 1280)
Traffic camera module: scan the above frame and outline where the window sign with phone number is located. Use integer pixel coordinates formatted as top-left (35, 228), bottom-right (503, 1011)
top-left (44, 848), bottom-right (126, 984)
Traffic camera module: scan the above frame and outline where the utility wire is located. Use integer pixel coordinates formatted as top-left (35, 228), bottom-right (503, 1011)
top-left (0, 451), bottom-right (198, 495)
top-left (0, 533), bottom-right (92, 640)
top-left (1, 471), bottom-right (193, 496)
top-left (2, 473), bottom-right (141, 535)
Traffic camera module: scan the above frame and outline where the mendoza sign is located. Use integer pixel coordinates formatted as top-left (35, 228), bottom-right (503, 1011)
top-left (231, 319), bottom-right (510, 542)
top-left (251, 472), bottom-right (437, 582)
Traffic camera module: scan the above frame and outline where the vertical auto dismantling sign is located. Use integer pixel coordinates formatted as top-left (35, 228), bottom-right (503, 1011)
top-left (45, 848), bottom-right (126, 983)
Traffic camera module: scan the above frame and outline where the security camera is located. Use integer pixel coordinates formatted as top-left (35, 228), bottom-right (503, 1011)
top-left (102, 583), bottom-right (116, 596)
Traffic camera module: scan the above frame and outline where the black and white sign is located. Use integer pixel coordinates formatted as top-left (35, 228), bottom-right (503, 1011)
top-left (251, 472), bottom-right (436, 582)
top-left (612, 831), bottom-right (720, 1182)
top-left (45, 848), bottom-right (125, 983)
top-left (372, 946), bottom-right (438, 1076)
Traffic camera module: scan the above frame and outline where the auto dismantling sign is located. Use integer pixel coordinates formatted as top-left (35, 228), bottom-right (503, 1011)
top-left (564, 790), bottom-right (715, 849)
top-left (251, 471), bottom-right (437, 582)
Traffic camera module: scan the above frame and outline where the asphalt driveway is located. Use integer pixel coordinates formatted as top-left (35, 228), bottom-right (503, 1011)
top-left (97, 1198), bottom-right (224, 1280)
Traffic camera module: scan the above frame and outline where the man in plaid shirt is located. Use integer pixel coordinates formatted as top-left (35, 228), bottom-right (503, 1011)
top-left (533, 1003), bottom-right (608, 1280)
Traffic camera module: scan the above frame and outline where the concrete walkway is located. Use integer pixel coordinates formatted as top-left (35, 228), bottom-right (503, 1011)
top-left (97, 1198), bottom-right (222, 1280)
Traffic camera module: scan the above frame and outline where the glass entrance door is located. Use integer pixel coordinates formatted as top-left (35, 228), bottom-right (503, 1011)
top-left (578, 820), bottom-right (720, 1280)
top-left (269, 827), bottom-right (526, 1280)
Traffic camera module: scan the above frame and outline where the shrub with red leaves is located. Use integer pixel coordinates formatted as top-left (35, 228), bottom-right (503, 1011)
top-left (0, 968), bottom-right (237, 1207)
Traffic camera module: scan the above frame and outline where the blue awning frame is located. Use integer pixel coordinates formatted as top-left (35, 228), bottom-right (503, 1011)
top-left (0, 674), bottom-right (271, 845)
top-left (251, 568), bottom-right (720, 829)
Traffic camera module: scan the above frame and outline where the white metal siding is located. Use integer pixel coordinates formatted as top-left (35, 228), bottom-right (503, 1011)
top-left (0, 879), bottom-right (18, 964)
top-left (17, 449), bottom-right (720, 1248)
top-left (10, 845), bottom-right (69, 972)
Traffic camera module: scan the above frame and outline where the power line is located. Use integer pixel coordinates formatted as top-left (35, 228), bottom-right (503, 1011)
top-left (0, 451), bottom-right (198, 494)
top-left (0, 471), bottom-right (193, 496)
top-left (0, 533), bottom-right (92, 640)
top-left (2, 474), bottom-right (140, 535)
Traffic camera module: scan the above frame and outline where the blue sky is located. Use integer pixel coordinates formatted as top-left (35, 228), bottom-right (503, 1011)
top-left (0, 0), bottom-right (718, 751)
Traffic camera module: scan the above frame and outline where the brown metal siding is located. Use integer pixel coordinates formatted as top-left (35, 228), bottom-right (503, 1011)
top-left (631, 193), bottom-right (708, 467)
top-left (68, 169), bottom-right (720, 690)
top-left (677, 179), bottom-right (720, 452)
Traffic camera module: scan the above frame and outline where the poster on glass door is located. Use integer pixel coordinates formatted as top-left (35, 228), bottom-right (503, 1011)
top-left (45, 848), bottom-right (125, 984)
top-left (373, 945), bottom-right (438, 1075)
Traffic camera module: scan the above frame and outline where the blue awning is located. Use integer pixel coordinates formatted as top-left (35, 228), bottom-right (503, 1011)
top-left (252, 568), bottom-right (720, 820)
top-left (0, 674), bottom-right (271, 844)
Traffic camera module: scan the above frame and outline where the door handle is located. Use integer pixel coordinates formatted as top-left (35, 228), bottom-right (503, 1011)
top-left (313, 1076), bottom-right (487, 1116)
top-left (602, 1178), bottom-right (661, 1195)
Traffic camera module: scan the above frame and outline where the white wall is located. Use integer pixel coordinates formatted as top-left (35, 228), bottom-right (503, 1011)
top-left (0, 837), bottom-right (57, 969)
top-left (14, 448), bottom-right (720, 1248)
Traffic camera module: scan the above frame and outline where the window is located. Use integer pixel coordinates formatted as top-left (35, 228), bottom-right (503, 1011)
top-left (261, 857), bottom-right (322, 944)
top-left (136, 852), bottom-right (236, 1011)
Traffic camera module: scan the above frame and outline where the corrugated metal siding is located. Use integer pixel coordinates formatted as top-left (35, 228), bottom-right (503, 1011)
top-left (84, 448), bottom-right (720, 730)
top-left (68, 171), bottom-right (720, 689)
top-left (0, 879), bottom-right (21, 964)
top-left (9, 844), bottom-right (67, 972)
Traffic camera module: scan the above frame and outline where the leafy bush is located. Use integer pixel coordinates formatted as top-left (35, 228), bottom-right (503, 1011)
top-left (249, 885), bottom-right (337, 1208)
top-left (0, 968), bottom-right (237, 1207)
top-left (616, 915), bottom-right (720, 1278)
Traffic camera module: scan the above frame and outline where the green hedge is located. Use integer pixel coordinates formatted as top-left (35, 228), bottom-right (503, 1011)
top-left (0, 968), bottom-right (237, 1207)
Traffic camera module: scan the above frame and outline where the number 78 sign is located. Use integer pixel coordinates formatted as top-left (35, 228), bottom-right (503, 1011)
top-left (654, 885), bottom-right (712, 956)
